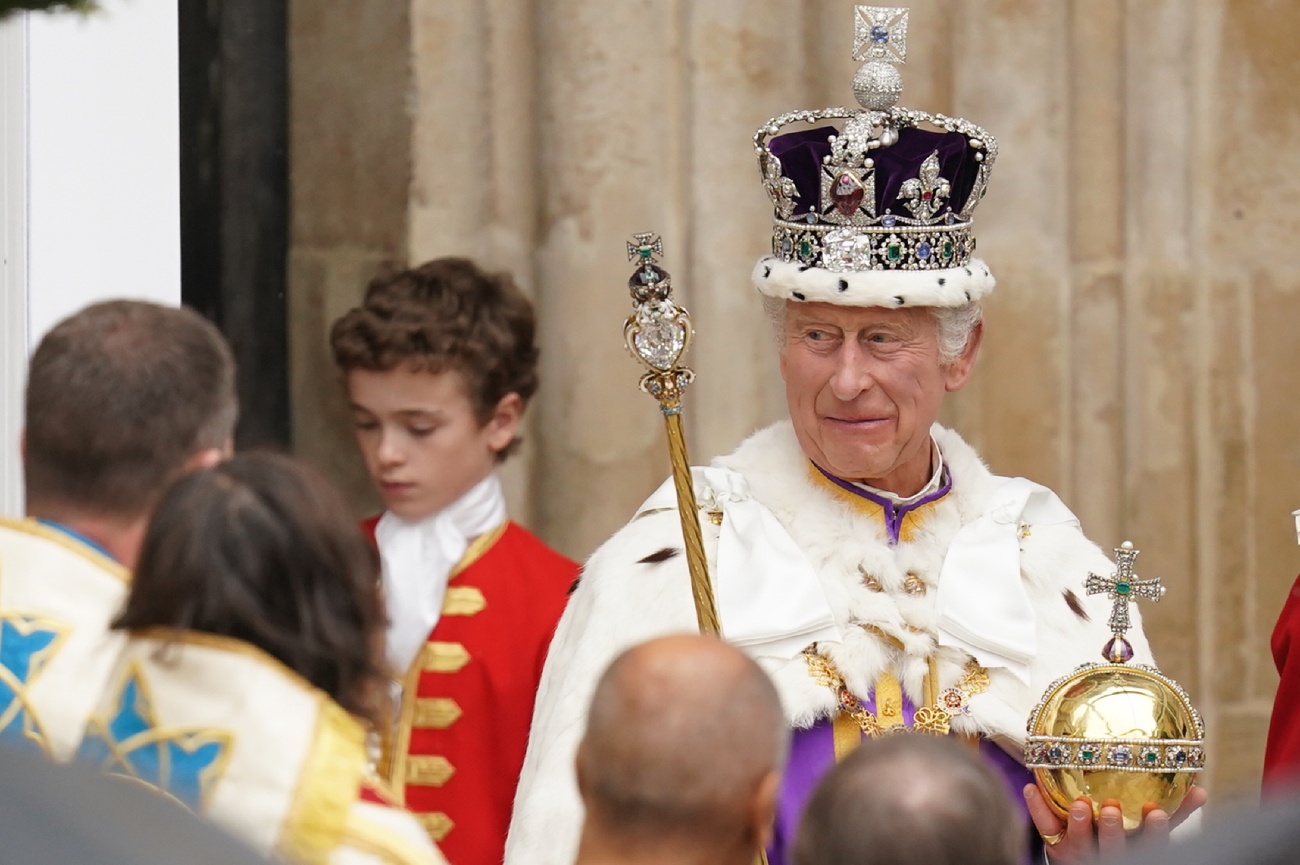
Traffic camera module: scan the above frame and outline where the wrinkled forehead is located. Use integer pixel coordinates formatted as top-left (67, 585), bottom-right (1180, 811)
top-left (780, 299), bottom-right (936, 332)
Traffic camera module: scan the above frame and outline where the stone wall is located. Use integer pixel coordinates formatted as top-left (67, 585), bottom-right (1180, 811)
top-left (288, 0), bottom-right (1300, 797)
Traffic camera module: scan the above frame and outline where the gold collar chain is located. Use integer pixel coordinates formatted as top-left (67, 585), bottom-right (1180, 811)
top-left (802, 645), bottom-right (989, 737)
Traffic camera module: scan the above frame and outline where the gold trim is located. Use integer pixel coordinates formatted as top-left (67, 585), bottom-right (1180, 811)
top-left (276, 697), bottom-right (368, 865)
top-left (873, 672), bottom-right (904, 728)
top-left (831, 711), bottom-right (862, 761)
top-left (804, 466), bottom-right (946, 544)
top-left (860, 623), bottom-right (905, 652)
top-left (343, 810), bottom-right (444, 865)
top-left (0, 612), bottom-right (71, 756)
top-left (406, 755), bottom-right (455, 787)
top-left (448, 522), bottom-right (508, 581)
top-left (924, 656), bottom-right (939, 709)
top-left (421, 642), bottom-right (470, 674)
top-left (803, 648), bottom-right (989, 740)
top-left (383, 523), bottom-right (504, 796)
top-left (0, 517), bottom-right (129, 583)
top-left (418, 812), bottom-right (455, 843)
top-left (440, 587), bottom-right (486, 617)
top-left (79, 660), bottom-right (234, 812)
top-left (412, 698), bottom-right (461, 730)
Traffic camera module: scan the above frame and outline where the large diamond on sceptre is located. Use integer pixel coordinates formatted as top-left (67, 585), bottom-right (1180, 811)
top-left (1025, 542), bottom-right (1205, 831)
top-left (623, 232), bottom-right (695, 408)
top-left (621, 233), bottom-right (720, 637)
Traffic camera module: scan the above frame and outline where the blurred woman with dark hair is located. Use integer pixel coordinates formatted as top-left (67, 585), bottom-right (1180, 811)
top-left (78, 452), bottom-right (445, 865)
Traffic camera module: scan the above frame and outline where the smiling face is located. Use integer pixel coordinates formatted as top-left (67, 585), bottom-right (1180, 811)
top-left (778, 301), bottom-right (981, 496)
top-left (347, 364), bottom-right (522, 522)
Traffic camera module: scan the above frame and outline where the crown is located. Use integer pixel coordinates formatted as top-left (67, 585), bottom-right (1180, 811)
top-left (751, 6), bottom-right (998, 308)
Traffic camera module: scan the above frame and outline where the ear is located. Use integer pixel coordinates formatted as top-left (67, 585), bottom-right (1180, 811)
top-left (943, 318), bottom-right (983, 393)
top-left (484, 392), bottom-right (525, 454)
top-left (182, 447), bottom-right (226, 474)
top-left (747, 770), bottom-right (782, 851)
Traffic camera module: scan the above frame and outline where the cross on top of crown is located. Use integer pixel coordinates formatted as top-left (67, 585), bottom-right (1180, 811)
top-left (1085, 541), bottom-right (1165, 663)
top-left (627, 232), bottom-right (664, 264)
top-left (852, 6), bottom-right (908, 65)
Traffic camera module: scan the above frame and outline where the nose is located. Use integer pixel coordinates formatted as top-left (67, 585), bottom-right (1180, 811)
top-left (376, 428), bottom-right (405, 468)
top-left (828, 340), bottom-right (875, 401)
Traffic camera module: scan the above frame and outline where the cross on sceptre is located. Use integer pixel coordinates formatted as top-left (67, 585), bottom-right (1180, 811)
top-left (1085, 541), bottom-right (1164, 663)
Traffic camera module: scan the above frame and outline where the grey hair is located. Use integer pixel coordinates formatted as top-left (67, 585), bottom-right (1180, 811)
top-left (930, 301), bottom-right (983, 364)
top-left (762, 295), bottom-right (981, 365)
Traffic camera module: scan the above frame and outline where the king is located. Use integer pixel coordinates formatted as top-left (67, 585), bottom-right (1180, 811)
top-left (506, 7), bottom-right (1203, 865)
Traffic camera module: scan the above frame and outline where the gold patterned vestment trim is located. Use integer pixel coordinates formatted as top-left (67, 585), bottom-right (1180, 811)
top-left (342, 810), bottom-right (443, 865)
top-left (0, 517), bottom-right (129, 583)
top-left (802, 646), bottom-right (989, 740)
top-left (277, 694), bottom-right (369, 865)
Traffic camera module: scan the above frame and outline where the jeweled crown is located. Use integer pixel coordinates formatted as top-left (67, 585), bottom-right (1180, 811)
top-left (751, 6), bottom-right (998, 308)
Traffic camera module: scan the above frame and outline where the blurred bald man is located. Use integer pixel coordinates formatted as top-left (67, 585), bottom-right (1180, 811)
top-left (572, 635), bottom-right (788, 865)
top-left (793, 734), bottom-right (1023, 865)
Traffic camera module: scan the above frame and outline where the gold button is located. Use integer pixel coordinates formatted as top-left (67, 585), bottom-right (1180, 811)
top-left (407, 755), bottom-right (455, 787)
top-left (423, 642), bottom-right (470, 673)
top-left (442, 586), bottom-right (487, 616)
top-left (418, 812), bottom-right (454, 842)
top-left (903, 573), bottom-right (926, 595)
top-left (413, 697), bottom-right (462, 730)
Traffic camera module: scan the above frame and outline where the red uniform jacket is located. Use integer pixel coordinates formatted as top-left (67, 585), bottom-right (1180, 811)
top-left (364, 517), bottom-right (577, 865)
top-left (1264, 573), bottom-right (1300, 792)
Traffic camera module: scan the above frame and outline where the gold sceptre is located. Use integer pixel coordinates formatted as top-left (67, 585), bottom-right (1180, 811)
top-left (621, 232), bottom-right (722, 637)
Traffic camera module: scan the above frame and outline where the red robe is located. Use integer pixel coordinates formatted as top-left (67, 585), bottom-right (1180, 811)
top-left (364, 517), bottom-right (577, 865)
top-left (1264, 573), bottom-right (1300, 792)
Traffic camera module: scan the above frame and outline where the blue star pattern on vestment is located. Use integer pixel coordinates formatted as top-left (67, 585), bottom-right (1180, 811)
top-left (0, 613), bottom-right (68, 754)
top-left (78, 665), bottom-right (231, 811)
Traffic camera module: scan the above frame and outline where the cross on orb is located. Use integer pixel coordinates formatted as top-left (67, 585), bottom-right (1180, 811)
top-left (1085, 541), bottom-right (1165, 663)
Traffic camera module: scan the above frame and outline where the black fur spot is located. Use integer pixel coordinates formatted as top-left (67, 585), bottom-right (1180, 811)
top-left (965, 290), bottom-right (972, 301)
top-left (567, 577), bottom-right (582, 596)
top-left (893, 295), bottom-right (905, 306)
top-left (639, 547), bottom-right (682, 565)
top-left (937, 278), bottom-right (946, 286)
top-left (763, 265), bottom-right (771, 278)
top-left (964, 267), bottom-right (972, 276)
top-left (838, 279), bottom-right (849, 292)
top-left (798, 263), bottom-right (815, 272)
top-left (1063, 589), bottom-right (1090, 621)
top-left (791, 291), bottom-right (806, 301)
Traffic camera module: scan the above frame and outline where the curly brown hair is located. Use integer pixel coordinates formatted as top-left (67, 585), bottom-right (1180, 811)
top-left (329, 257), bottom-right (539, 459)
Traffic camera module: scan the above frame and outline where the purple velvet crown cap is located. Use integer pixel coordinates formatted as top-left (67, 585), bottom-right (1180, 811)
top-left (770, 124), bottom-right (981, 220)
top-left (753, 116), bottom-right (997, 310)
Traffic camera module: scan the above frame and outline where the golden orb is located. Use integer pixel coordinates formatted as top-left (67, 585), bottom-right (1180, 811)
top-left (1025, 662), bottom-right (1204, 831)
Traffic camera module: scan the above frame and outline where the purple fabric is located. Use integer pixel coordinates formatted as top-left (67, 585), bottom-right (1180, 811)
top-left (812, 463), bottom-right (953, 545)
top-left (769, 708), bottom-right (1041, 865)
top-left (768, 125), bottom-right (981, 220)
top-left (980, 740), bottom-right (1043, 864)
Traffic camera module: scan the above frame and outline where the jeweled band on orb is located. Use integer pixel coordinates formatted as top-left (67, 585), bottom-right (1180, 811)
top-left (1025, 736), bottom-right (1205, 773)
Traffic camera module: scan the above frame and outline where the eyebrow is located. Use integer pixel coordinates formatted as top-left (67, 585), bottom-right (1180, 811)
top-left (349, 405), bottom-right (444, 420)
